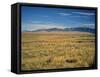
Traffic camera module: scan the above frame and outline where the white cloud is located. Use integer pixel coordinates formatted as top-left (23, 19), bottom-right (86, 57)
top-left (73, 12), bottom-right (95, 16)
top-left (22, 23), bottom-right (66, 31)
top-left (82, 23), bottom-right (95, 29)
top-left (57, 12), bottom-right (71, 16)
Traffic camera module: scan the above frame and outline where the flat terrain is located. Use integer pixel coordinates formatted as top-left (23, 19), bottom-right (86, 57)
top-left (21, 32), bottom-right (95, 71)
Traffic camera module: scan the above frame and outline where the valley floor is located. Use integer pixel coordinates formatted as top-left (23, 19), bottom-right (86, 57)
top-left (21, 32), bottom-right (95, 71)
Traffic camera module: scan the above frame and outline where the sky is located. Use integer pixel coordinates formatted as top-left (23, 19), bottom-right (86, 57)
top-left (21, 6), bottom-right (96, 31)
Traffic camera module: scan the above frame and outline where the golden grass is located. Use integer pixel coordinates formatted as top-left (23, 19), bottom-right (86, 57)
top-left (21, 32), bottom-right (95, 71)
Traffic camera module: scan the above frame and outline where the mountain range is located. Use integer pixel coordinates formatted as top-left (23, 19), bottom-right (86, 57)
top-left (31, 27), bottom-right (95, 33)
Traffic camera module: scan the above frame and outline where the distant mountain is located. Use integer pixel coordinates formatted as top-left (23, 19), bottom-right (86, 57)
top-left (33, 28), bottom-right (64, 32)
top-left (65, 27), bottom-right (95, 33)
top-left (32, 27), bottom-right (95, 33)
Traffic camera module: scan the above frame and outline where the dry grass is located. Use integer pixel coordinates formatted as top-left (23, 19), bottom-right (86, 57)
top-left (21, 32), bottom-right (95, 71)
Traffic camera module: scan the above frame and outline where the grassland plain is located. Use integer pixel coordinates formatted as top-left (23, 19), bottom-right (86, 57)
top-left (21, 32), bottom-right (95, 71)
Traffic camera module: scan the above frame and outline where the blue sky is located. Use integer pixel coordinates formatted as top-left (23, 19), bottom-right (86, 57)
top-left (21, 6), bottom-right (96, 31)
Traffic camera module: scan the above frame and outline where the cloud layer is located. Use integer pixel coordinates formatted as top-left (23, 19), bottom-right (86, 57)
top-left (57, 13), bottom-right (71, 16)
top-left (22, 23), bottom-right (66, 31)
top-left (72, 12), bottom-right (95, 16)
